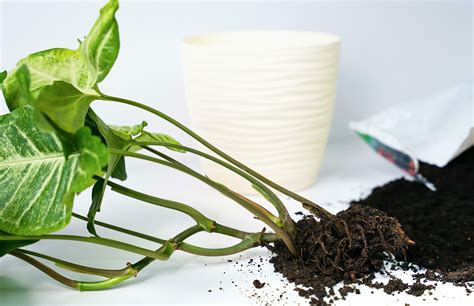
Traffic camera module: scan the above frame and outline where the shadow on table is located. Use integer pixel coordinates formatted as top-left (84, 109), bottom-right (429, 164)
top-left (0, 276), bottom-right (32, 306)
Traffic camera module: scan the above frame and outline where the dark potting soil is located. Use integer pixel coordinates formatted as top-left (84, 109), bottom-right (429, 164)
top-left (354, 146), bottom-right (474, 278)
top-left (269, 146), bottom-right (473, 305)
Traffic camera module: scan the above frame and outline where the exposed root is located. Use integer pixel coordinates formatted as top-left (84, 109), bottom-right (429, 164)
top-left (269, 205), bottom-right (413, 304)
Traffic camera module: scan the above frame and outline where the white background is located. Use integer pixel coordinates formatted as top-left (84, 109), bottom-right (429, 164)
top-left (0, 1), bottom-right (472, 305)
top-left (1, 0), bottom-right (472, 140)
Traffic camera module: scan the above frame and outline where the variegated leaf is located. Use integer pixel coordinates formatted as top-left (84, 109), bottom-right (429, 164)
top-left (0, 105), bottom-right (108, 236)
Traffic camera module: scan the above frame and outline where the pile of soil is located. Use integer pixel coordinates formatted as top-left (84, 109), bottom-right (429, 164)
top-left (354, 146), bottom-right (474, 281)
top-left (269, 146), bottom-right (473, 305)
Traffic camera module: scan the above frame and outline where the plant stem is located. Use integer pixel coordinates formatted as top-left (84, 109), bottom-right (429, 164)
top-left (140, 143), bottom-right (296, 236)
top-left (77, 275), bottom-right (136, 291)
top-left (10, 250), bottom-right (81, 290)
top-left (72, 212), bottom-right (166, 244)
top-left (99, 93), bottom-right (332, 220)
top-left (142, 146), bottom-right (181, 164)
top-left (93, 176), bottom-right (215, 233)
top-left (16, 249), bottom-right (135, 278)
top-left (171, 224), bottom-right (203, 242)
top-left (0, 235), bottom-right (175, 260)
top-left (179, 236), bottom-right (263, 256)
top-left (108, 149), bottom-right (299, 256)
top-left (10, 250), bottom-right (136, 291)
top-left (72, 213), bottom-right (259, 247)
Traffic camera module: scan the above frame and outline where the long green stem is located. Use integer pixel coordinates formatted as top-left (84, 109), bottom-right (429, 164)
top-left (108, 149), bottom-right (298, 256)
top-left (179, 236), bottom-right (262, 256)
top-left (0, 235), bottom-right (175, 260)
top-left (93, 177), bottom-right (215, 233)
top-left (98, 93), bottom-right (332, 220)
top-left (140, 143), bottom-right (295, 236)
top-left (142, 146), bottom-right (181, 164)
top-left (10, 250), bottom-right (81, 290)
top-left (16, 249), bottom-right (135, 278)
top-left (72, 213), bottom-right (166, 244)
top-left (10, 250), bottom-right (138, 291)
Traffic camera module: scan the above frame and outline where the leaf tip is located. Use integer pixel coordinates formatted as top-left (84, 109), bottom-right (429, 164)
top-left (0, 71), bottom-right (7, 85)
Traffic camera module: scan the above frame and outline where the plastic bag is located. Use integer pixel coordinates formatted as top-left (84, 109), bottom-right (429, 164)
top-left (350, 82), bottom-right (473, 189)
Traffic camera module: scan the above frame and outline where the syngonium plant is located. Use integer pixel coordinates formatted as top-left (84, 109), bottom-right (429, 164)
top-left (0, 0), bottom-right (336, 290)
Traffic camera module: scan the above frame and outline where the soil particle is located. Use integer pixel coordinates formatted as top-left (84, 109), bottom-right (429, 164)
top-left (383, 279), bottom-right (409, 294)
top-left (253, 279), bottom-right (265, 289)
top-left (338, 285), bottom-right (355, 298)
top-left (406, 281), bottom-right (435, 296)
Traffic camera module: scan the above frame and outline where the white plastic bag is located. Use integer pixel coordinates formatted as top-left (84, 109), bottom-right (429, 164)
top-left (350, 82), bottom-right (473, 187)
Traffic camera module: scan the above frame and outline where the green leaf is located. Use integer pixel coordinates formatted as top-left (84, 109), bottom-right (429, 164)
top-left (81, 0), bottom-right (120, 83)
top-left (0, 71), bottom-right (7, 113)
top-left (4, 65), bottom-right (35, 110)
top-left (110, 156), bottom-right (127, 180)
top-left (88, 179), bottom-right (106, 236)
top-left (36, 81), bottom-right (98, 133)
top-left (2, 0), bottom-right (120, 133)
top-left (0, 231), bottom-right (38, 257)
top-left (0, 105), bottom-right (78, 235)
top-left (110, 121), bottom-right (148, 140)
top-left (71, 127), bottom-right (109, 193)
top-left (2, 48), bottom-right (95, 112)
top-left (0, 105), bottom-right (108, 235)
top-left (0, 71), bottom-right (6, 85)
top-left (85, 110), bottom-right (129, 236)
top-left (134, 132), bottom-right (185, 153)
top-left (14, 65), bottom-right (34, 105)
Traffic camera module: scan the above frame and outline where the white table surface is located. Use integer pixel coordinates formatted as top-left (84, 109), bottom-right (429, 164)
top-left (0, 138), bottom-right (472, 306)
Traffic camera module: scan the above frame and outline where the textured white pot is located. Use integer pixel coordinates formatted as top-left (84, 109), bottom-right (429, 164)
top-left (182, 31), bottom-right (340, 194)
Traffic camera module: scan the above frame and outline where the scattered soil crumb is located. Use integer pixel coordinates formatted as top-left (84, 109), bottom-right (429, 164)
top-left (253, 279), bottom-right (265, 289)
top-left (384, 279), bottom-right (409, 294)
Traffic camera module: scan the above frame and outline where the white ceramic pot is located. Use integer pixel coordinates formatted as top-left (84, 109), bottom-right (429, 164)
top-left (181, 31), bottom-right (340, 194)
